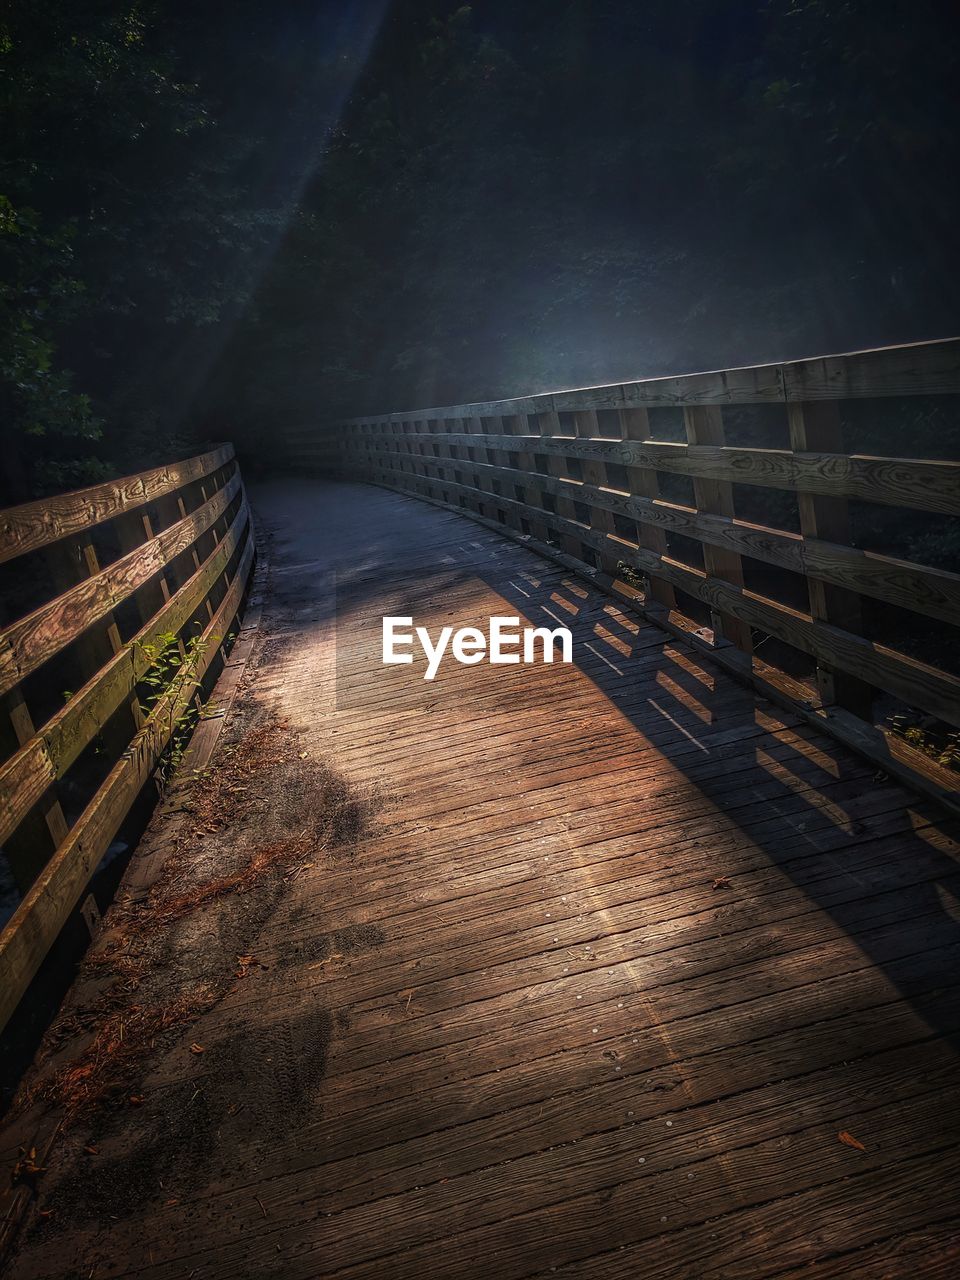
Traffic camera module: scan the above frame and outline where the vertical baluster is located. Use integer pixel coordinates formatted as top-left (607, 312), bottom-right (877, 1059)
top-left (682, 405), bottom-right (752, 652)
top-left (540, 410), bottom-right (580, 558)
top-left (575, 408), bottom-right (618, 573)
top-left (0, 686), bottom-right (69, 892)
top-left (48, 531), bottom-right (144, 742)
top-left (788, 400), bottom-right (874, 717)
top-left (513, 412), bottom-right (547, 542)
top-left (621, 406), bottom-right (676, 610)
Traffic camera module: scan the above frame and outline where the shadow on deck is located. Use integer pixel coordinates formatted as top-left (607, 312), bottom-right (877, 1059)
top-left (2, 478), bottom-right (959, 1280)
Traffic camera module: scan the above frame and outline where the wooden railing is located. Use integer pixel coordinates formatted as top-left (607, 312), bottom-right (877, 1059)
top-left (302, 337), bottom-right (960, 813)
top-left (0, 447), bottom-right (255, 1029)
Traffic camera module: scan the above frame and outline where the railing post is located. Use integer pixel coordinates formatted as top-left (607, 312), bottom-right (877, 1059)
top-left (0, 686), bottom-right (69, 892)
top-left (470, 416), bottom-right (495, 519)
top-left (48, 532), bottom-right (145, 743)
top-left (500, 415), bottom-right (526, 534)
top-left (411, 420), bottom-right (426, 496)
top-left (540, 411), bottom-right (580, 558)
top-left (391, 422), bottom-right (407, 490)
top-left (434, 417), bottom-right (455, 504)
top-left (515, 413), bottom-right (549, 543)
top-left (418, 418), bottom-right (435, 496)
top-left (116, 509), bottom-right (170, 621)
top-left (787, 400), bottom-right (874, 717)
top-left (621, 407), bottom-right (677, 610)
top-left (682, 405), bottom-right (753, 652)
top-left (191, 484), bottom-right (216, 621)
top-left (575, 409), bottom-right (618, 573)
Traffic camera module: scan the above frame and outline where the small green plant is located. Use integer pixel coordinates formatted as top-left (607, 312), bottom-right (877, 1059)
top-left (616, 560), bottom-right (648, 592)
top-left (888, 714), bottom-right (960, 772)
top-left (131, 626), bottom-right (222, 792)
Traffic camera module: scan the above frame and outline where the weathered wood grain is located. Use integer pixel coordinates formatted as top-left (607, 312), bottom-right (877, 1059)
top-left (361, 463), bottom-right (960, 726)
top-left (0, 471), bottom-right (241, 696)
top-left (621, 405), bottom-right (676, 609)
top-left (335, 335), bottom-right (960, 752)
top-left (0, 689), bottom-right (67, 894)
top-left (0, 446), bottom-right (233, 564)
top-left (371, 470), bottom-right (960, 812)
top-left (338, 337), bottom-right (960, 424)
top-left (0, 532), bottom-right (254, 1030)
top-left (0, 501), bottom-right (251, 846)
top-left (346, 428), bottom-right (960, 516)
top-left (358, 444), bottom-right (960, 625)
top-left (682, 403), bottom-right (752, 650)
top-left (0, 446), bottom-right (254, 1040)
top-left (2, 478), bottom-right (957, 1280)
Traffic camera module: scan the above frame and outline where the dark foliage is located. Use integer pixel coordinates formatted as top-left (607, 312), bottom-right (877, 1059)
top-left (2, 0), bottom-right (958, 500)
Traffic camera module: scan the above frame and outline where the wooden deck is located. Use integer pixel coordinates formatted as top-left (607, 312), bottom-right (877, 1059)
top-left (3, 478), bottom-right (960, 1279)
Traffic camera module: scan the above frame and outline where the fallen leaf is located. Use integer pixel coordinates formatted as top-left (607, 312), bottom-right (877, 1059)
top-left (838, 1130), bottom-right (866, 1151)
top-left (11, 1148), bottom-right (46, 1188)
top-left (190, 1043), bottom-right (205, 1055)
top-left (235, 953), bottom-right (266, 979)
top-left (128, 1094), bottom-right (145, 1107)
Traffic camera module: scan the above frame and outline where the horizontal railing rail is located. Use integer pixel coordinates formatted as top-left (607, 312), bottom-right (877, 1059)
top-left (301, 337), bottom-right (960, 814)
top-left (0, 447), bottom-right (256, 1030)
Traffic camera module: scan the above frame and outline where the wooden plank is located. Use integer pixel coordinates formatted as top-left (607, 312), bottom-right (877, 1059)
top-left (540, 414), bottom-right (583, 559)
top-left (682, 404), bottom-right (752, 651)
top-left (386, 451), bottom-right (960, 627)
top-left (0, 531), bottom-right (254, 1031)
top-left (691, 575), bottom-right (960, 727)
top-left (48, 1021), bottom-right (959, 1269)
top-left (87, 1016), bottom-right (960, 1278)
top-left (346, 430), bottom-right (960, 516)
top-left (374, 463), bottom-right (955, 720)
top-left (514, 416), bottom-right (550, 543)
top-left (367, 473), bottom-right (960, 813)
top-left (781, 336), bottom-right (960, 401)
top-left (44, 527), bottom-right (144, 769)
top-left (0, 501), bottom-right (251, 848)
top-left (0, 446), bottom-right (234, 564)
top-left (339, 338), bottom-right (960, 424)
top-left (228, 836), bottom-right (927, 1027)
top-left (365, 468), bottom-right (960, 730)
top-left (314, 1134), bottom-right (960, 1280)
top-left (3, 475), bottom-right (958, 1280)
top-left (576, 409), bottom-right (619, 573)
top-left (769, 1229), bottom-right (960, 1280)
top-left (267, 781), bottom-right (937, 932)
top-left (0, 472), bottom-right (240, 696)
top-left (0, 689), bottom-right (68, 893)
top-left (621, 406), bottom-right (676, 610)
top-left (536, 1149), bottom-right (960, 1280)
top-left (788, 399), bottom-right (873, 716)
top-left (114, 508), bottom-right (173, 623)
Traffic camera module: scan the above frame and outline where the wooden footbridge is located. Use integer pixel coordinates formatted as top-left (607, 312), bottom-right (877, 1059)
top-left (1, 339), bottom-right (960, 1278)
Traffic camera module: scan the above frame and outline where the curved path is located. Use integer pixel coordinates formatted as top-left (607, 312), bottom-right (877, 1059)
top-left (4, 480), bottom-right (960, 1279)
